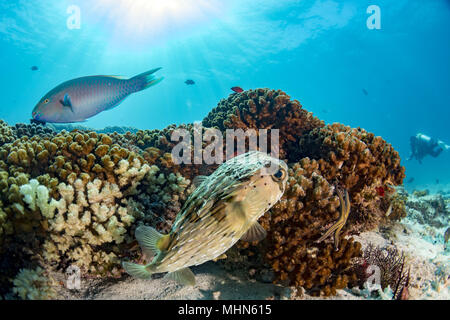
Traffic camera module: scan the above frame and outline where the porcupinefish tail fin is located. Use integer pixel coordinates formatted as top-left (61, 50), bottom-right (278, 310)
top-left (130, 67), bottom-right (164, 92)
top-left (122, 261), bottom-right (152, 279)
top-left (164, 267), bottom-right (196, 286)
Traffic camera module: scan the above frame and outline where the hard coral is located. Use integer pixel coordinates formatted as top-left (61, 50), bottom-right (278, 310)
top-left (297, 123), bottom-right (405, 231)
top-left (202, 88), bottom-right (324, 159)
top-left (13, 123), bottom-right (55, 139)
top-left (12, 267), bottom-right (57, 300)
top-left (0, 120), bottom-right (16, 146)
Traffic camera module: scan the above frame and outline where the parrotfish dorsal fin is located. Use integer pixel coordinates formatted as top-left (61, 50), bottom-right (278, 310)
top-left (240, 222), bottom-right (267, 242)
top-left (135, 225), bottom-right (169, 258)
top-left (103, 75), bottom-right (127, 80)
top-left (164, 267), bottom-right (195, 286)
top-left (192, 175), bottom-right (207, 188)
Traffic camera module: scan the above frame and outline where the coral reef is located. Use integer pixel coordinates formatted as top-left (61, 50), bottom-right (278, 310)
top-left (0, 88), bottom-right (407, 299)
top-left (136, 165), bottom-right (191, 233)
top-left (296, 123), bottom-right (406, 231)
top-left (47, 123), bottom-right (139, 135)
top-left (406, 192), bottom-right (448, 227)
top-left (0, 119), bottom-right (16, 146)
top-left (202, 88), bottom-right (324, 159)
top-left (13, 122), bottom-right (55, 139)
top-left (0, 129), bottom-right (155, 293)
top-left (351, 244), bottom-right (411, 300)
top-left (12, 267), bottom-right (57, 300)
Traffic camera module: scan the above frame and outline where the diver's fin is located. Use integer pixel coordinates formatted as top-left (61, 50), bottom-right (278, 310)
top-left (240, 222), bottom-right (267, 242)
top-left (192, 175), bottom-right (207, 188)
top-left (130, 67), bottom-right (164, 92)
top-left (60, 94), bottom-right (74, 113)
top-left (135, 225), bottom-right (168, 258)
top-left (164, 267), bottom-right (196, 286)
top-left (122, 261), bottom-right (152, 279)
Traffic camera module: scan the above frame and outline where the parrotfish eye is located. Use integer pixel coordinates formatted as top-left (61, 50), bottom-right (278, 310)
top-left (272, 168), bottom-right (286, 181)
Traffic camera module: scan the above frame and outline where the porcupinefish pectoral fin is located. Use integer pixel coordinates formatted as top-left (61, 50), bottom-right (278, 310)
top-left (122, 261), bottom-right (152, 279)
top-left (164, 267), bottom-right (196, 286)
top-left (212, 253), bottom-right (227, 262)
top-left (135, 225), bottom-right (170, 259)
top-left (192, 175), bottom-right (207, 188)
top-left (240, 222), bottom-right (267, 242)
top-left (60, 94), bottom-right (74, 113)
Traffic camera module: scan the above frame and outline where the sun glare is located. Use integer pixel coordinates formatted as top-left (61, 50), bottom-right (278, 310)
top-left (93, 0), bottom-right (225, 39)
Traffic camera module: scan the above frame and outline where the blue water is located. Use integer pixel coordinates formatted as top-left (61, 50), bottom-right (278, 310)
top-left (1, 0), bottom-right (449, 187)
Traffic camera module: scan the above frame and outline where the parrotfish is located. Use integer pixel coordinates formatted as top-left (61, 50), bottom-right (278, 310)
top-left (32, 68), bottom-right (163, 123)
top-left (122, 151), bottom-right (288, 285)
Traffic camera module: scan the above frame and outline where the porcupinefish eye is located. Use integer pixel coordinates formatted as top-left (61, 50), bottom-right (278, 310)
top-left (272, 168), bottom-right (286, 181)
top-left (43, 98), bottom-right (50, 104)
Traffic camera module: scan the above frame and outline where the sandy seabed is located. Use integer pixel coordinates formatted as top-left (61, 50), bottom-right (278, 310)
top-left (51, 208), bottom-right (449, 300)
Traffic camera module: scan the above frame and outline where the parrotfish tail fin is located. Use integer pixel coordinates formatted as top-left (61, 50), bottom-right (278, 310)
top-left (164, 267), bottom-right (196, 286)
top-left (130, 67), bottom-right (164, 92)
top-left (122, 262), bottom-right (152, 279)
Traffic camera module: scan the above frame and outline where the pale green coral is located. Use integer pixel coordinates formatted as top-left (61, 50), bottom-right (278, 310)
top-left (143, 165), bottom-right (191, 203)
top-left (12, 267), bottom-right (56, 300)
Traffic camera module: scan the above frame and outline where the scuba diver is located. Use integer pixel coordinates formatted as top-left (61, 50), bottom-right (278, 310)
top-left (408, 133), bottom-right (449, 163)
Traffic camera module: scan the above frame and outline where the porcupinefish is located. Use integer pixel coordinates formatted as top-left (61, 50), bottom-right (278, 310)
top-left (32, 68), bottom-right (163, 123)
top-left (122, 151), bottom-right (288, 286)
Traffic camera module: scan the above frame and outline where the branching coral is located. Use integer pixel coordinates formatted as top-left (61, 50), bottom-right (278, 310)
top-left (12, 267), bottom-right (57, 300)
top-left (0, 120), bottom-right (16, 146)
top-left (202, 88), bottom-right (324, 159)
top-left (0, 130), bottom-right (155, 283)
top-left (297, 123), bottom-right (405, 230)
top-left (13, 123), bottom-right (55, 139)
top-left (135, 165), bottom-right (192, 233)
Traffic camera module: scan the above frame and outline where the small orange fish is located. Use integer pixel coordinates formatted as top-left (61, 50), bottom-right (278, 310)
top-left (231, 86), bottom-right (243, 93)
top-left (376, 186), bottom-right (385, 197)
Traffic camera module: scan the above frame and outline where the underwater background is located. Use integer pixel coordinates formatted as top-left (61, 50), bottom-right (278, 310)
top-left (1, 0), bottom-right (449, 190)
top-left (0, 0), bottom-right (449, 301)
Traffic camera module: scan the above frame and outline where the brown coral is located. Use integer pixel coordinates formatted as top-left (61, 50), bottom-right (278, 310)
top-left (202, 88), bottom-right (324, 159)
top-left (297, 123), bottom-right (405, 230)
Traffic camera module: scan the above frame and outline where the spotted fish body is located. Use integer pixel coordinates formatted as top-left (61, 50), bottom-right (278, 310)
top-left (123, 151), bottom-right (288, 285)
top-left (32, 68), bottom-right (163, 123)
